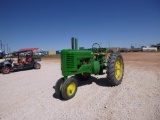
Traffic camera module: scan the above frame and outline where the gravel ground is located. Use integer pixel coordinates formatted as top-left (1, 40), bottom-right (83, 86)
top-left (0, 52), bottom-right (160, 120)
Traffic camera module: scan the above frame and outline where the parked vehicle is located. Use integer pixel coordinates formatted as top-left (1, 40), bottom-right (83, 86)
top-left (0, 50), bottom-right (41, 74)
top-left (142, 46), bottom-right (157, 51)
top-left (34, 52), bottom-right (45, 56)
top-left (0, 50), bottom-right (5, 59)
top-left (119, 48), bottom-right (129, 52)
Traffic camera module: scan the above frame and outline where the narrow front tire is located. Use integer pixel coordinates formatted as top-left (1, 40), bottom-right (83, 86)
top-left (61, 77), bottom-right (78, 100)
top-left (55, 78), bottom-right (64, 99)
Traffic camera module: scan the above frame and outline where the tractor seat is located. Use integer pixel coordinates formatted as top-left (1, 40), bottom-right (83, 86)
top-left (14, 58), bottom-right (23, 66)
top-left (24, 58), bottom-right (32, 64)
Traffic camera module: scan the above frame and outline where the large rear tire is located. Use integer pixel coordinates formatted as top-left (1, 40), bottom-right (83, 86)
top-left (75, 73), bottom-right (91, 81)
top-left (2, 66), bottom-right (10, 74)
top-left (106, 52), bottom-right (124, 86)
top-left (55, 78), bottom-right (64, 99)
top-left (61, 77), bottom-right (78, 100)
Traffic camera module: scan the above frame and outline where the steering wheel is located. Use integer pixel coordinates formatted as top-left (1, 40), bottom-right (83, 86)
top-left (92, 43), bottom-right (100, 52)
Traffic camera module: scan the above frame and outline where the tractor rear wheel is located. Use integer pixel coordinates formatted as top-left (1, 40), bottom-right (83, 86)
top-left (106, 52), bottom-right (124, 86)
top-left (61, 77), bottom-right (78, 100)
top-left (75, 73), bottom-right (91, 81)
top-left (55, 78), bottom-right (64, 99)
top-left (2, 66), bottom-right (10, 74)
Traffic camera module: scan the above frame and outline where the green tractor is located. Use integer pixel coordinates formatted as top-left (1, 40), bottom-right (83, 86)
top-left (55, 37), bottom-right (124, 100)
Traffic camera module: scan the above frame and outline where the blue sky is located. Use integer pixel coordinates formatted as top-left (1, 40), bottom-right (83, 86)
top-left (0, 0), bottom-right (160, 51)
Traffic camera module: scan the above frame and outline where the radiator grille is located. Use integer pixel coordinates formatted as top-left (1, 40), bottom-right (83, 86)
top-left (66, 54), bottom-right (74, 68)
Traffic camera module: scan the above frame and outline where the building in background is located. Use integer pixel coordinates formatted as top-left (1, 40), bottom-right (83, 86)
top-left (151, 43), bottom-right (160, 51)
top-left (47, 51), bottom-right (56, 55)
top-left (56, 50), bottom-right (61, 54)
top-left (108, 47), bottom-right (119, 52)
top-left (79, 47), bottom-right (85, 50)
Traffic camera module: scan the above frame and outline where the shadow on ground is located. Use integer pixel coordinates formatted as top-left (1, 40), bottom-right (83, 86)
top-left (53, 76), bottom-right (113, 100)
top-left (0, 68), bottom-right (38, 74)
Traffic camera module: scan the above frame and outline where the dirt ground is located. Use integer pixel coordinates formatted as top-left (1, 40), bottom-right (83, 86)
top-left (0, 52), bottom-right (160, 120)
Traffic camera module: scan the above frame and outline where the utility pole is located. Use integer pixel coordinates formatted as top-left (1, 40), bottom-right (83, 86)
top-left (0, 40), bottom-right (2, 50)
top-left (9, 47), bottom-right (10, 53)
top-left (3, 44), bottom-right (5, 53)
top-left (6, 44), bottom-right (8, 53)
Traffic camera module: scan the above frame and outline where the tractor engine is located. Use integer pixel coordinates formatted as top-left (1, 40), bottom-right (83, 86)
top-left (61, 49), bottom-right (101, 79)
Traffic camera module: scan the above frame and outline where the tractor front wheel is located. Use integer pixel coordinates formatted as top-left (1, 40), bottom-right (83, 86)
top-left (61, 77), bottom-right (78, 100)
top-left (55, 78), bottom-right (64, 99)
top-left (2, 66), bottom-right (10, 74)
top-left (75, 73), bottom-right (91, 81)
top-left (106, 52), bottom-right (124, 86)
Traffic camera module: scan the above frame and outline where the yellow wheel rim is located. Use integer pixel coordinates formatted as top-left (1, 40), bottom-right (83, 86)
top-left (67, 82), bottom-right (76, 96)
top-left (115, 58), bottom-right (123, 80)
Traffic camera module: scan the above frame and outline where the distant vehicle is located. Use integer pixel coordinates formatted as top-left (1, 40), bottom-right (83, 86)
top-left (0, 50), bottom-right (5, 59)
top-left (34, 51), bottom-right (47, 56)
top-left (0, 50), bottom-right (41, 74)
top-left (34, 52), bottom-right (44, 56)
top-left (19, 52), bottom-right (31, 56)
top-left (119, 48), bottom-right (129, 52)
top-left (142, 46), bottom-right (157, 51)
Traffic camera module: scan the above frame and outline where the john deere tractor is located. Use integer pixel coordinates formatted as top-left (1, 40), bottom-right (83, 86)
top-left (55, 37), bottom-right (124, 100)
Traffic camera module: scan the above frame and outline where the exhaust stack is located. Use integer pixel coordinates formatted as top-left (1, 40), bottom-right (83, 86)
top-left (71, 37), bottom-right (78, 50)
